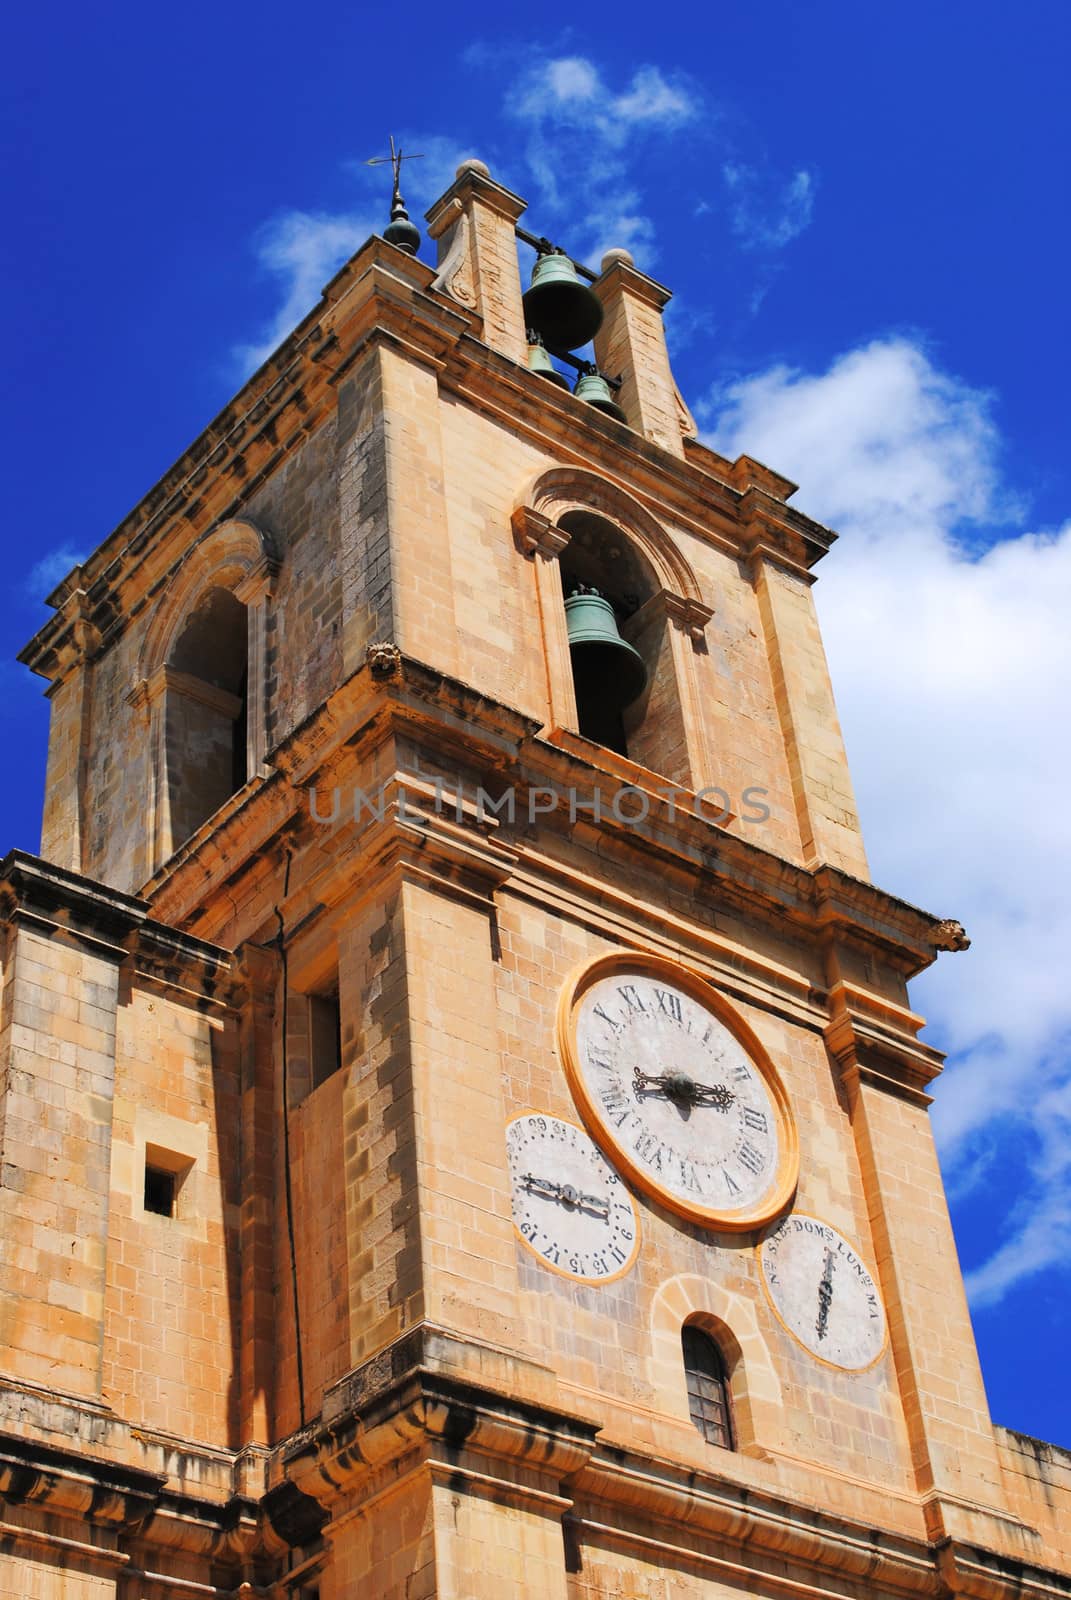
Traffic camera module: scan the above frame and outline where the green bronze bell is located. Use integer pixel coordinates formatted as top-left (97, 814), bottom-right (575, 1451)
top-left (522, 250), bottom-right (604, 353)
top-left (573, 368), bottom-right (628, 424)
top-left (564, 590), bottom-right (647, 710)
top-left (526, 337), bottom-right (570, 389)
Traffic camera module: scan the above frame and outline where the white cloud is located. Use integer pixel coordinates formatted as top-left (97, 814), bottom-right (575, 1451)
top-left (505, 54), bottom-right (700, 256)
top-left (613, 65), bottom-right (697, 125)
top-left (23, 544), bottom-right (84, 600)
top-left (544, 56), bottom-right (601, 105)
top-left (706, 338), bottom-right (1071, 1306)
top-left (232, 135), bottom-right (474, 376)
top-left (234, 208), bottom-right (379, 374)
top-left (723, 163), bottom-right (816, 250)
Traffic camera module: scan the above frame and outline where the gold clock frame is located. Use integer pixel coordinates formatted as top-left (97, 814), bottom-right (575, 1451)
top-left (556, 951), bottom-right (799, 1233)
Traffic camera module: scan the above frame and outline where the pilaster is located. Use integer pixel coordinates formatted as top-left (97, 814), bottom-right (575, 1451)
top-left (38, 606), bottom-right (100, 876)
top-left (826, 984), bottom-right (1030, 1553)
top-left (0, 854), bottom-right (141, 1398)
top-left (592, 250), bottom-right (694, 457)
top-left (751, 550), bottom-right (870, 876)
top-left (233, 940), bottom-right (279, 1448)
top-left (427, 160), bottom-right (528, 366)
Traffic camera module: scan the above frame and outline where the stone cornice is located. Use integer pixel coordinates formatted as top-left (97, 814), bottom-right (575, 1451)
top-left (593, 255), bottom-right (673, 312)
top-left (0, 849), bottom-right (146, 958)
top-left (20, 233), bottom-right (838, 683)
top-left (437, 332), bottom-right (835, 581)
top-left (572, 1447), bottom-right (939, 1600)
top-left (282, 1361), bottom-right (598, 1512)
top-left (937, 1539), bottom-right (1071, 1600)
top-left (0, 849), bottom-right (232, 1005)
top-left (19, 239), bottom-right (476, 682)
top-left (0, 1428), bottom-right (288, 1571)
top-left (143, 655), bottom-right (965, 1019)
top-left (266, 1327), bottom-right (1071, 1600)
top-left (425, 164), bottom-right (527, 232)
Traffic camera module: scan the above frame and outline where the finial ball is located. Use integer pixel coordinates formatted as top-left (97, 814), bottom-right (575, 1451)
top-left (457, 158), bottom-right (491, 179)
top-left (601, 248), bottom-right (635, 271)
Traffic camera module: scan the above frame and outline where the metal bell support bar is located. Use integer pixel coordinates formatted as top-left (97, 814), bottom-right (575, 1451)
top-left (564, 588), bottom-right (648, 710)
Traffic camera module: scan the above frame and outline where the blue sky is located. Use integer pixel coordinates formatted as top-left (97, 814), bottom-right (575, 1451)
top-left (2, 2), bottom-right (1069, 1444)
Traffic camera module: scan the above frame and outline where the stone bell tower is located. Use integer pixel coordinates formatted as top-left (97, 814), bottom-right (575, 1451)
top-left (1, 157), bottom-right (1068, 1599)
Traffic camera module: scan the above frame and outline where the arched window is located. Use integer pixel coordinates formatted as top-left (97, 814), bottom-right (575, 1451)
top-left (513, 470), bottom-right (713, 789)
top-left (557, 509), bottom-right (690, 777)
top-left (135, 517), bottom-right (277, 874)
top-left (164, 586), bottom-right (250, 850)
top-left (681, 1323), bottom-right (734, 1450)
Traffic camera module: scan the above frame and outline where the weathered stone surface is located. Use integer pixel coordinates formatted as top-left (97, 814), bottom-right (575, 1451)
top-left (1, 162), bottom-right (1066, 1598)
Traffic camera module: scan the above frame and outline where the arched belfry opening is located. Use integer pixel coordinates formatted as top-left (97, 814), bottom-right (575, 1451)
top-left (164, 586), bottom-right (250, 849)
top-left (557, 509), bottom-right (689, 778)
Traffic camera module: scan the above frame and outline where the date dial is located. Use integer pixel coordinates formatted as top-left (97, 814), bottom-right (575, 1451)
top-left (758, 1213), bottom-right (887, 1370)
top-left (558, 953), bottom-right (798, 1231)
top-left (506, 1113), bottom-right (641, 1283)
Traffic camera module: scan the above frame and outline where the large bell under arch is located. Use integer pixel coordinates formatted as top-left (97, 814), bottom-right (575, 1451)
top-left (523, 249), bottom-right (604, 353)
top-left (558, 510), bottom-right (661, 756)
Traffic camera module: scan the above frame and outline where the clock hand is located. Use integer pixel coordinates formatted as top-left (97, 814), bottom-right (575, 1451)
top-left (520, 1174), bottom-right (610, 1218)
top-left (632, 1067), bottom-right (735, 1111)
top-left (815, 1247), bottom-right (835, 1342)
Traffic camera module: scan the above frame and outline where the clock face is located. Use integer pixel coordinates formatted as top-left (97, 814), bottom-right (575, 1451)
top-left (758, 1214), bottom-right (887, 1370)
top-left (506, 1113), bottom-right (641, 1283)
top-left (558, 953), bottom-right (798, 1231)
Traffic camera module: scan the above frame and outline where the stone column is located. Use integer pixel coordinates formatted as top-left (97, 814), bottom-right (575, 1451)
top-left (233, 941), bottom-right (279, 1448)
top-left (36, 608), bottom-right (100, 876)
top-left (592, 250), bottom-right (694, 457)
top-left (235, 554), bottom-right (277, 778)
top-left (427, 161), bottom-right (528, 366)
top-left (511, 507), bottom-right (578, 736)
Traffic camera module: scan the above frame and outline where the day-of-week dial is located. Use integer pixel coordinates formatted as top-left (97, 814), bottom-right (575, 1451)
top-left (759, 1213), bottom-right (887, 1370)
top-left (506, 1113), bottom-right (640, 1283)
top-left (574, 974), bottom-right (780, 1217)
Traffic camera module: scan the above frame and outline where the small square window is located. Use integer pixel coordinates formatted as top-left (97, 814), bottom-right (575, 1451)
top-left (142, 1143), bottom-right (195, 1218)
top-left (310, 990), bottom-right (342, 1089)
top-left (144, 1165), bottom-right (176, 1216)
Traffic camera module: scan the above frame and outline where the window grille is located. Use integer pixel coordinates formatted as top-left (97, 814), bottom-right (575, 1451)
top-left (682, 1324), bottom-right (733, 1449)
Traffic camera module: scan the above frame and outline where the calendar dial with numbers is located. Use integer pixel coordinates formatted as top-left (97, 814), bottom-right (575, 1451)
top-left (558, 953), bottom-right (798, 1231)
top-left (506, 1113), bottom-right (641, 1283)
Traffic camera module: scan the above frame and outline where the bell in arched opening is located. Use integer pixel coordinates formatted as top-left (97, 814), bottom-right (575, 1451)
top-left (573, 367), bottom-right (628, 424)
top-left (526, 335), bottom-right (570, 390)
top-left (523, 249), bottom-right (604, 353)
top-left (564, 588), bottom-right (647, 754)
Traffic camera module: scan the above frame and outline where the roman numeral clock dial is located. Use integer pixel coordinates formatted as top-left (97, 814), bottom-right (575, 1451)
top-left (557, 954), bottom-right (799, 1231)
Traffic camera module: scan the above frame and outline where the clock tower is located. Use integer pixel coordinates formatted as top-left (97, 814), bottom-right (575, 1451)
top-left (1, 158), bottom-right (1068, 1600)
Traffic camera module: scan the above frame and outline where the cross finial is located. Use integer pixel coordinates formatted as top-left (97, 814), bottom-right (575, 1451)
top-left (364, 136), bottom-right (425, 254)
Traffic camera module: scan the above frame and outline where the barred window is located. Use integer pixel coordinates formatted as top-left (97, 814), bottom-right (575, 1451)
top-left (682, 1324), bottom-right (734, 1450)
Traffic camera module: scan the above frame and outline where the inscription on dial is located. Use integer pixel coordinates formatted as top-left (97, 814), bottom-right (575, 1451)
top-left (574, 972), bottom-right (781, 1220)
top-left (759, 1214), bottom-right (887, 1370)
top-left (506, 1114), bottom-right (640, 1283)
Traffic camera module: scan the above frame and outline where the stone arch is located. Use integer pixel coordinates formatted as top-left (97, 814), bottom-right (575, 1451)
top-left (649, 1272), bottom-right (782, 1453)
top-left (134, 517), bottom-right (279, 872)
top-left (139, 516), bottom-right (278, 682)
top-left (512, 467), bottom-right (714, 782)
top-left (516, 465), bottom-right (705, 611)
